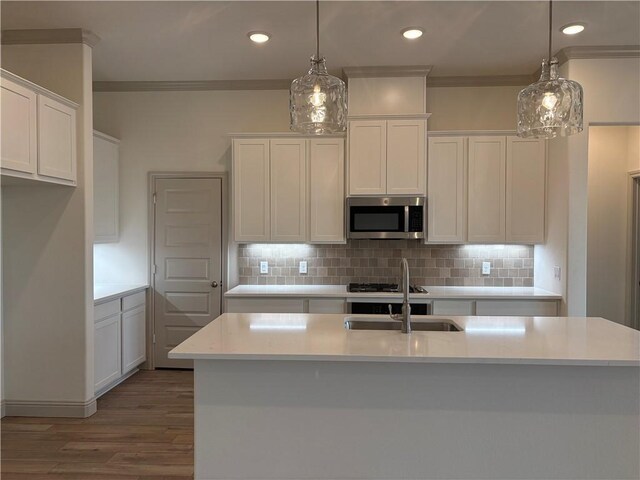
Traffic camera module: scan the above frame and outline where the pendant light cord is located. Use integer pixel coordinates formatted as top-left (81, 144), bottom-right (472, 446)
top-left (316, 0), bottom-right (320, 60)
top-left (548, 0), bottom-right (553, 61)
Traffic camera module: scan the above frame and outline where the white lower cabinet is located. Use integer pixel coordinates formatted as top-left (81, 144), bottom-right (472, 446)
top-left (94, 314), bottom-right (121, 392)
top-left (226, 297), bottom-right (346, 314)
top-left (94, 290), bottom-right (147, 396)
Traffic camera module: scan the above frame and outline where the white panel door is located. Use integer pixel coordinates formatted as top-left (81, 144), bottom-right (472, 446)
top-left (122, 304), bottom-right (146, 373)
top-left (270, 139), bottom-right (307, 242)
top-left (468, 136), bottom-right (506, 243)
top-left (154, 177), bottom-right (223, 368)
top-left (427, 137), bottom-right (466, 243)
top-left (233, 139), bottom-right (270, 242)
top-left (94, 133), bottom-right (120, 243)
top-left (309, 138), bottom-right (345, 243)
top-left (506, 137), bottom-right (546, 244)
top-left (94, 314), bottom-right (121, 392)
top-left (37, 94), bottom-right (76, 182)
top-left (348, 120), bottom-right (387, 195)
top-left (386, 119), bottom-right (426, 195)
top-left (1, 77), bottom-right (37, 174)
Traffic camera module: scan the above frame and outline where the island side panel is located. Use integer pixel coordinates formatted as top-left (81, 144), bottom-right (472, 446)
top-left (194, 360), bottom-right (639, 480)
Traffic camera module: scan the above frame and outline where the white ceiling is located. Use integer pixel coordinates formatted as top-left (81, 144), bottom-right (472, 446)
top-left (1, 1), bottom-right (639, 82)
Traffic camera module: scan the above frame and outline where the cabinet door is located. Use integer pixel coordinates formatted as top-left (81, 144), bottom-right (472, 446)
top-left (94, 133), bottom-right (120, 243)
top-left (348, 120), bottom-right (386, 195)
top-left (468, 136), bottom-right (506, 243)
top-left (233, 139), bottom-right (270, 242)
top-left (427, 137), bottom-right (466, 243)
top-left (506, 137), bottom-right (546, 243)
top-left (387, 119), bottom-right (426, 195)
top-left (270, 139), bottom-right (307, 242)
top-left (94, 314), bottom-right (121, 392)
top-left (37, 95), bottom-right (77, 182)
top-left (309, 138), bottom-right (345, 243)
top-left (1, 77), bottom-right (37, 174)
top-left (122, 304), bottom-right (146, 373)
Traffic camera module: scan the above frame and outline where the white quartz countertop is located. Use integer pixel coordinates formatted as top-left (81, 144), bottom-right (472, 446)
top-left (169, 313), bottom-right (640, 366)
top-left (94, 284), bottom-right (149, 304)
top-left (224, 285), bottom-right (562, 300)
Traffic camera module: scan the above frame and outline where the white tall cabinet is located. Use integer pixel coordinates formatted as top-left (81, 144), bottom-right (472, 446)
top-left (427, 134), bottom-right (546, 245)
top-left (348, 116), bottom-right (428, 196)
top-left (1, 69), bottom-right (78, 186)
top-left (232, 135), bottom-right (345, 244)
top-left (94, 131), bottom-right (120, 243)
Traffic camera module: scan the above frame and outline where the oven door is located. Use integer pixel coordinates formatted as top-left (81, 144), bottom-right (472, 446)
top-left (347, 197), bottom-right (425, 239)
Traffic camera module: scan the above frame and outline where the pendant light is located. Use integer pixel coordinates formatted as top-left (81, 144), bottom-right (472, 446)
top-left (517, 0), bottom-right (583, 139)
top-left (290, 0), bottom-right (347, 134)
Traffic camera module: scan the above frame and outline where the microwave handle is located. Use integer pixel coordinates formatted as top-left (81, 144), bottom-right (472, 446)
top-left (404, 206), bottom-right (409, 233)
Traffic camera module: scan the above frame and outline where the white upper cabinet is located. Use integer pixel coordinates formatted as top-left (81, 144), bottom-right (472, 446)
top-left (1, 76), bottom-right (37, 174)
top-left (386, 119), bottom-right (426, 195)
top-left (309, 138), bottom-right (345, 243)
top-left (94, 132), bottom-right (120, 243)
top-left (233, 139), bottom-right (271, 242)
top-left (270, 139), bottom-right (307, 242)
top-left (38, 95), bottom-right (77, 182)
top-left (348, 119), bottom-right (387, 195)
top-left (467, 136), bottom-right (506, 243)
top-left (427, 137), bottom-right (466, 243)
top-left (506, 137), bottom-right (546, 243)
top-left (232, 135), bottom-right (345, 244)
top-left (0, 69), bottom-right (78, 186)
top-left (348, 116), bottom-right (428, 196)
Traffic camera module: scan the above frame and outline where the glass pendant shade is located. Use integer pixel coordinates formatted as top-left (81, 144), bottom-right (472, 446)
top-left (517, 59), bottom-right (583, 139)
top-left (290, 56), bottom-right (347, 134)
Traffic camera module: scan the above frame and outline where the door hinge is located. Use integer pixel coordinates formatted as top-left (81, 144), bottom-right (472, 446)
top-left (153, 333), bottom-right (156, 344)
top-left (153, 193), bottom-right (157, 204)
top-left (152, 264), bottom-right (157, 275)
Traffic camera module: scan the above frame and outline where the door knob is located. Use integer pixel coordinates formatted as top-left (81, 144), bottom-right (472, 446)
top-left (211, 281), bottom-right (219, 288)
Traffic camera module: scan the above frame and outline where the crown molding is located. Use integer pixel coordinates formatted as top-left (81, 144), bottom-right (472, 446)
top-left (229, 132), bottom-right (345, 138)
top-left (556, 45), bottom-right (640, 65)
top-left (1, 28), bottom-right (100, 47)
top-left (342, 65), bottom-right (432, 79)
top-left (93, 79), bottom-right (291, 92)
top-left (426, 74), bottom-right (534, 88)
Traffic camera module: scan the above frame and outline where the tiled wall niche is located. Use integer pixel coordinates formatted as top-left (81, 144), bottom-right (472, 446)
top-left (237, 240), bottom-right (534, 287)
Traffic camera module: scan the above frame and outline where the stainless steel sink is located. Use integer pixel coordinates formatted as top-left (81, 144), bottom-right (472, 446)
top-left (344, 316), bottom-right (463, 332)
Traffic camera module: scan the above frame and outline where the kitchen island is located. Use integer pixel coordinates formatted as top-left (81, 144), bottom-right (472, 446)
top-left (170, 313), bottom-right (640, 480)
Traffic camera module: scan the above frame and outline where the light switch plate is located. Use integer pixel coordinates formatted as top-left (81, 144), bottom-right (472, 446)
top-left (299, 261), bottom-right (307, 274)
top-left (554, 266), bottom-right (561, 280)
top-left (260, 261), bottom-right (268, 274)
top-left (482, 262), bottom-right (491, 275)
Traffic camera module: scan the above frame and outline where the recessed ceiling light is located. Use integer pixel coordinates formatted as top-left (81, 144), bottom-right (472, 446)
top-left (401, 27), bottom-right (423, 40)
top-left (561, 23), bottom-right (585, 35)
top-left (248, 31), bottom-right (270, 44)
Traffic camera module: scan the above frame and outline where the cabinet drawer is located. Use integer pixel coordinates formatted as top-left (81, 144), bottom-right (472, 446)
top-left (432, 300), bottom-right (475, 316)
top-left (475, 300), bottom-right (558, 317)
top-left (226, 298), bottom-right (305, 313)
top-left (95, 299), bottom-right (120, 322)
top-left (308, 299), bottom-right (346, 314)
top-left (123, 291), bottom-right (146, 312)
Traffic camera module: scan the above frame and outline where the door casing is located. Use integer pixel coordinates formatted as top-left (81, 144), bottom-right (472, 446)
top-left (147, 172), bottom-right (228, 369)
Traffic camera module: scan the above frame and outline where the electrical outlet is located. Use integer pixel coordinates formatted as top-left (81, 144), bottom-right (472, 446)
top-left (299, 261), bottom-right (308, 274)
top-left (260, 261), bottom-right (269, 274)
top-left (554, 266), bottom-right (561, 281)
top-left (482, 262), bottom-right (491, 275)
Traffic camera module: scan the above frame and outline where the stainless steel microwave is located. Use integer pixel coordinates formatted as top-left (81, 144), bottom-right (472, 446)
top-left (346, 196), bottom-right (426, 239)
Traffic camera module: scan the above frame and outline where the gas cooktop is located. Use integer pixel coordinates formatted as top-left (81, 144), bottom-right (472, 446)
top-left (347, 283), bottom-right (427, 293)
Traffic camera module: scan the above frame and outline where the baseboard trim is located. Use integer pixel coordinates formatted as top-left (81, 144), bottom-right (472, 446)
top-left (4, 397), bottom-right (97, 418)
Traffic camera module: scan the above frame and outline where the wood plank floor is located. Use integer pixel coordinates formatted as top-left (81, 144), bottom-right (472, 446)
top-left (1, 369), bottom-right (194, 479)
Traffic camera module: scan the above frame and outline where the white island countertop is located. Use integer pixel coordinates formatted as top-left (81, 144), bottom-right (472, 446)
top-left (169, 313), bottom-right (640, 366)
top-left (94, 283), bottom-right (149, 304)
top-left (224, 285), bottom-right (562, 300)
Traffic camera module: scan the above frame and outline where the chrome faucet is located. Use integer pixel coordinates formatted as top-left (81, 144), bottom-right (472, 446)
top-left (388, 258), bottom-right (411, 333)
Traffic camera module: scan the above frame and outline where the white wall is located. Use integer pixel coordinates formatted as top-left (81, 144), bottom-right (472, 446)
top-left (535, 57), bottom-right (640, 315)
top-left (587, 126), bottom-right (639, 326)
top-left (93, 85), bottom-right (522, 285)
top-left (1, 43), bottom-right (95, 414)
